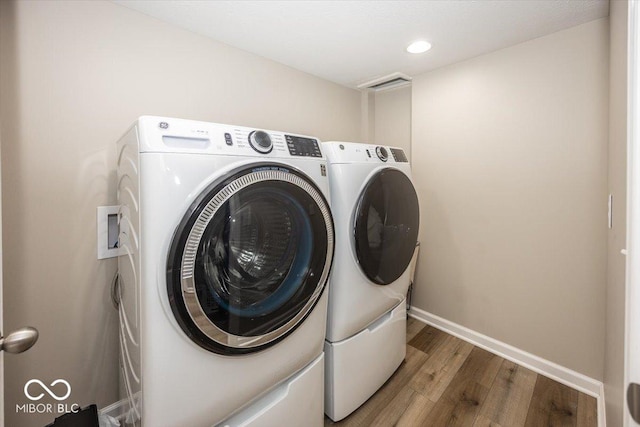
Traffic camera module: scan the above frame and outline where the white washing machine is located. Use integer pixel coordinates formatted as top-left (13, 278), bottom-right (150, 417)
top-left (321, 141), bottom-right (419, 421)
top-left (116, 116), bottom-right (334, 427)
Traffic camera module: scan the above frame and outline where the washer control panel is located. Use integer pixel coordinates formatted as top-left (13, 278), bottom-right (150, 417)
top-left (248, 130), bottom-right (273, 154)
top-left (140, 116), bottom-right (326, 159)
top-left (286, 135), bottom-right (322, 157)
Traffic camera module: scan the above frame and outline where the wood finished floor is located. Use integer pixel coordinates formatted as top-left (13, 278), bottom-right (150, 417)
top-left (325, 317), bottom-right (597, 427)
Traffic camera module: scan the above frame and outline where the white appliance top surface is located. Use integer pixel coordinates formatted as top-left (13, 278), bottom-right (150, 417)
top-left (135, 116), bottom-right (326, 160)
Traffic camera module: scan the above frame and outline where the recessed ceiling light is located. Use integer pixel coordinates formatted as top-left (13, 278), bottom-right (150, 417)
top-left (406, 40), bottom-right (432, 54)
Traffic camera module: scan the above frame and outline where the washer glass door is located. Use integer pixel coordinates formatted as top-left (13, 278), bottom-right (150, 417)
top-left (354, 168), bottom-right (419, 285)
top-left (167, 165), bottom-right (334, 355)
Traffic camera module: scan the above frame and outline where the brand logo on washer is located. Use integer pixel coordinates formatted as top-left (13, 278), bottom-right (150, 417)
top-left (159, 122), bottom-right (169, 129)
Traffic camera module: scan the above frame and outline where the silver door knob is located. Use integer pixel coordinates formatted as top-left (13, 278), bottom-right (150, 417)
top-left (0, 327), bottom-right (38, 354)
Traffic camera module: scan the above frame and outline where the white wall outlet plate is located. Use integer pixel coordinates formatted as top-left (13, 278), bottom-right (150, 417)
top-left (97, 205), bottom-right (122, 259)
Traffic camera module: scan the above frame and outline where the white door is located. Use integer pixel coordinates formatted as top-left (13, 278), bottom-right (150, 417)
top-left (0, 120), bottom-right (38, 427)
top-left (627, 1), bottom-right (640, 425)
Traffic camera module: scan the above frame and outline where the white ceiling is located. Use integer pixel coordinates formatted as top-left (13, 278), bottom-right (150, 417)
top-left (113, 0), bottom-right (609, 88)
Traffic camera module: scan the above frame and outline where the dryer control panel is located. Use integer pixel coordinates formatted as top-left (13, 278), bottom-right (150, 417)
top-left (322, 141), bottom-right (408, 165)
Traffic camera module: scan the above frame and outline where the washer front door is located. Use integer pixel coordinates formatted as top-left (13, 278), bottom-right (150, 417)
top-left (353, 168), bottom-right (419, 285)
top-left (167, 164), bottom-right (334, 355)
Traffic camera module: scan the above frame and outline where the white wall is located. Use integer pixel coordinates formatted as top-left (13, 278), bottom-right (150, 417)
top-left (411, 19), bottom-right (609, 379)
top-left (374, 86), bottom-right (412, 159)
top-left (0, 1), bottom-right (361, 426)
top-left (604, 1), bottom-right (628, 425)
top-left (361, 91), bottom-right (376, 144)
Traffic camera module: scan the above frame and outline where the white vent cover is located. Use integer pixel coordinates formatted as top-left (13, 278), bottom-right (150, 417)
top-left (357, 72), bottom-right (412, 91)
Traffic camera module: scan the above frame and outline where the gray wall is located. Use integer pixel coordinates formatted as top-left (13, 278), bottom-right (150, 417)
top-left (374, 86), bottom-right (412, 160)
top-left (0, 1), bottom-right (361, 426)
top-left (604, 0), bottom-right (628, 425)
top-left (411, 19), bottom-right (609, 379)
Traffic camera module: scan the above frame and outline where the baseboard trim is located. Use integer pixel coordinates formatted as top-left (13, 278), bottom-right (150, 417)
top-left (408, 307), bottom-right (606, 427)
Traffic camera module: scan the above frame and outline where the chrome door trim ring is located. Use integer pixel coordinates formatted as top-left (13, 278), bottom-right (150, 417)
top-left (179, 168), bottom-right (334, 349)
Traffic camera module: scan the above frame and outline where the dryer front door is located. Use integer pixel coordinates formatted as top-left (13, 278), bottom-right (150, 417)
top-left (354, 168), bottom-right (419, 285)
top-left (167, 165), bottom-right (334, 355)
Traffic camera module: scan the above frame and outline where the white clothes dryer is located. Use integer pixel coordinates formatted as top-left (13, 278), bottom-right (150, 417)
top-left (116, 117), bottom-right (334, 427)
top-left (321, 142), bottom-right (419, 421)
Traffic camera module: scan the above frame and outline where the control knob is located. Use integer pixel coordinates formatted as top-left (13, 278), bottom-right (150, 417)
top-left (248, 130), bottom-right (273, 154)
top-left (375, 146), bottom-right (389, 162)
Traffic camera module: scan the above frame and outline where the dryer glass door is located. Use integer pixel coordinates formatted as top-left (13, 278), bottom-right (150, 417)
top-left (354, 168), bottom-right (419, 285)
top-left (167, 165), bottom-right (334, 355)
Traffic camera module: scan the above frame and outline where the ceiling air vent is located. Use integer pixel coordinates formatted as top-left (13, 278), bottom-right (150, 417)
top-left (357, 72), bottom-right (412, 91)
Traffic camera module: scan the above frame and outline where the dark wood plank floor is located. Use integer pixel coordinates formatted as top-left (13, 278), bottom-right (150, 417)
top-left (325, 317), bottom-right (597, 427)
